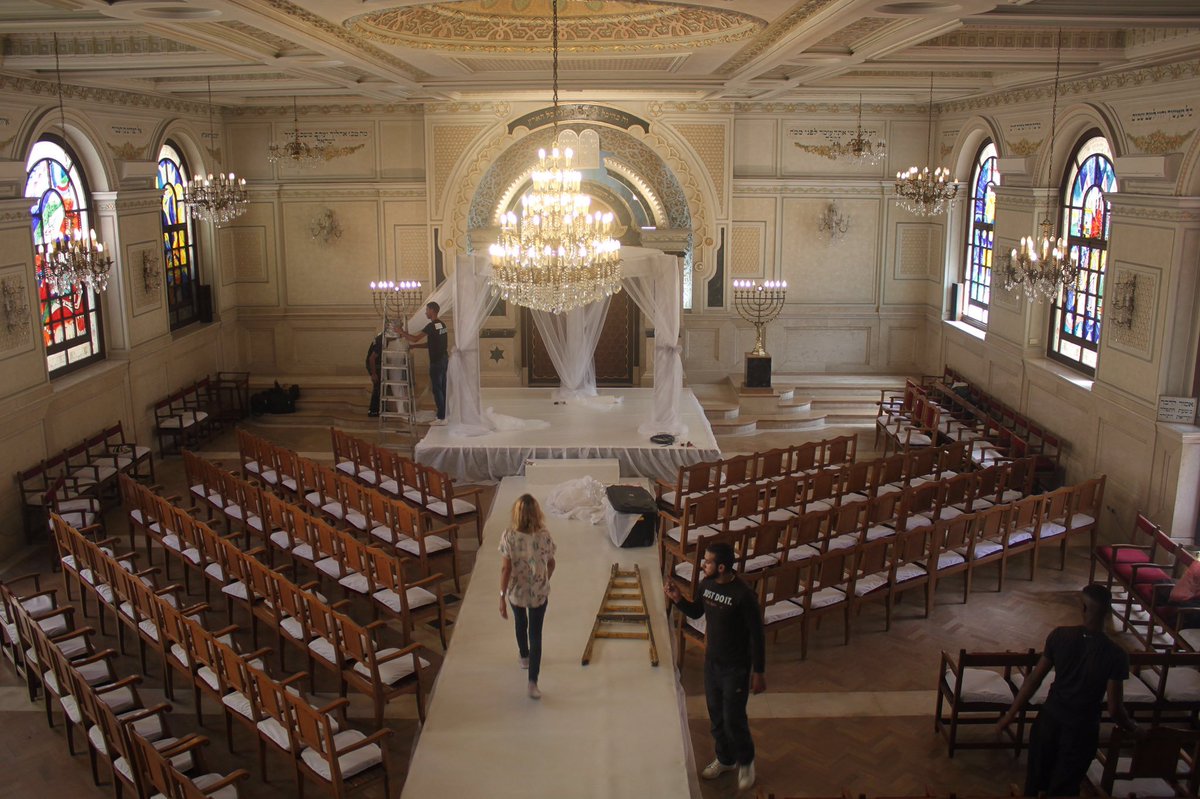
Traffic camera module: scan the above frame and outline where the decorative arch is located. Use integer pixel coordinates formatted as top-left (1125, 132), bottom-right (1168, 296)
top-left (949, 115), bottom-right (1003, 181)
top-left (151, 120), bottom-right (208, 180)
top-left (1033, 102), bottom-right (1122, 187)
top-left (19, 105), bottom-right (115, 194)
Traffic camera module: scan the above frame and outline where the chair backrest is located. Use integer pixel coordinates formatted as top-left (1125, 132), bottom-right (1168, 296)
top-left (285, 689), bottom-right (340, 773)
top-left (756, 448), bottom-right (790, 481)
top-left (1072, 475), bottom-right (1106, 516)
top-left (905, 446), bottom-right (938, 481)
top-left (867, 490), bottom-right (900, 525)
top-left (1098, 726), bottom-right (1200, 795)
top-left (823, 434), bottom-right (856, 467)
top-left (829, 499), bottom-right (867, 537)
top-left (791, 442), bottom-right (818, 474)
top-left (877, 454), bottom-right (905, 485)
top-left (720, 454), bottom-right (754, 487)
top-left (679, 460), bottom-right (718, 494)
top-left (682, 491), bottom-right (722, 530)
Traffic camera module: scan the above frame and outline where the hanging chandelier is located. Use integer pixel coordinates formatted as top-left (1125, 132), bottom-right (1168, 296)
top-left (1001, 30), bottom-right (1078, 302)
top-left (488, 0), bottom-right (621, 314)
top-left (184, 77), bottom-right (247, 225)
top-left (37, 33), bottom-right (112, 294)
top-left (894, 74), bottom-right (958, 216)
top-left (829, 95), bottom-right (886, 164)
top-left (267, 96), bottom-right (331, 167)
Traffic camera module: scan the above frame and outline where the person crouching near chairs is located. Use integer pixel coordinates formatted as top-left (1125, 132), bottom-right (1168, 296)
top-left (499, 494), bottom-right (556, 699)
top-left (664, 541), bottom-right (766, 791)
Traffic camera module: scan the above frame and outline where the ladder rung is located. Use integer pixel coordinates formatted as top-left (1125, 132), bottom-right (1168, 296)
top-left (594, 631), bottom-right (649, 640)
top-left (598, 613), bottom-right (649, 622)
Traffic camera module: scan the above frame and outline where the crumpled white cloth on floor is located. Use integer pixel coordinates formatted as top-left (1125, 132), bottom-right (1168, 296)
top-left (544, 476), bottom-right (608, 525)
top-left (485, 406), bottom-right (550, 431)
top-left (568, 395), bottom-right (623, 409)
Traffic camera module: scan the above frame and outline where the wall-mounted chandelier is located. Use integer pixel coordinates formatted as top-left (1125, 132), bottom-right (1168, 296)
top-left (268, 96), bottom-right (332, 168)
top-left (829, 95), bottom-right (886, 164)
top-left (38, 34), bottom-right (113, 294)
top-left (894, 75), bottom-right (958, 216)
top-left (184, 77), bottom-right (247, 225)
top-left (488, 0), bottom-right (621, 314)
top-left (1001, 30), bottom-right (1078, 302)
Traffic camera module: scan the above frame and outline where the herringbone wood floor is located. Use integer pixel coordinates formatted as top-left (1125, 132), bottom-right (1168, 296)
top-left (1, 421), bottom-right (1103, 798)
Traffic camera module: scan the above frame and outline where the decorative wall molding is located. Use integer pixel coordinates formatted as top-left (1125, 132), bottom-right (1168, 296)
top-left (0, 71), bottom-right (211, 115)
top-left (1105, 262), bottom-right (1159, 361)
top-left (432, 123), bottom-right (490, 211)
top-left (231, 103), bottom-right (426, 117)
top-left (1126, 129), bottom-right (1196, 156)
top-left (717, 0), bottom-right (839, 76)
top-left (0, 264), bottom-right (33, 356)
top-left (127, 241), bottom-right (163, 316)
top-left (734, 184), bottom-right (887, 196)
top-left (219, 226), bottom-right (269, 285)
top-left (673, 122), bottom-right (727, 216)
top-left (4, 31), bottom-right (200, 56)
top-left (278, 188), bottom-right (427, 200)
top-left (1006, 137), bottom-right (1043, 157)
top-left (106, 140), bottom-right (151, 161)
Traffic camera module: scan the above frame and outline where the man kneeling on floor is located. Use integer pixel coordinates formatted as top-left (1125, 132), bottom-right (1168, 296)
top-left (665, 541), bottom-right (766, 791)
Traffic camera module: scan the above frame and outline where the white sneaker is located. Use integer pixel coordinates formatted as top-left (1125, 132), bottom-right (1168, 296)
top-left (737, 762), bottom-right (756, 791)
top-left (700, 758), bottom-right (736, 780)
top-left (430, 418), bottom-right (447, 426)
top-left (519, 657), bottom-right (529, 669)
top-left (528, 682), bottom-right (541, 700)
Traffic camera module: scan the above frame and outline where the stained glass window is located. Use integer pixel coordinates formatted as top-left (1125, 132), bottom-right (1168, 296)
top-left (962, 141), bottom-right (998, 327)
top-left (1048, 134), bottom-right (1116, 375)
top-left (25, 136), bottom-right (105, 376)
top-left (158, 142), bottom-right (201, 329)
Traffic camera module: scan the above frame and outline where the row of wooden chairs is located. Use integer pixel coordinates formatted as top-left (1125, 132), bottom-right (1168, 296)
top-left (15, 420), bottom-right (153, 540)
top-left (49, 514), bottom-right (396, 797)
top-left (177, 452), bottom-right (462, 595)
top-left (670, 477), bottom-right (1105, 664)
top-left (3, 541), bottom-right (253, 799)
top-left (935, 367), bottom-right (1063, 473)
top-left (154, 376), bottom-right (219, 456)
top-left (659, 459), bottom-right (1038, 579)
top-left (653, 434), bottom-right (859, 514)
top-left (121, 473), bottom-right (448, 672)
top-left (936, 646), bottom-right (1200, 764)
top-left (1092, 511), bottom-right (1200, 653)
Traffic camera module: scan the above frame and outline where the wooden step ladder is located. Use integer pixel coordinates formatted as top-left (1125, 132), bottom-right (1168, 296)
top-left (581, 563), bottom-right (659, 667)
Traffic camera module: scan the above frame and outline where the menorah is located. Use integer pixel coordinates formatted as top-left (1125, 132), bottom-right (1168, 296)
top-left (368, 280), bottom-right (424, 334)
top-left (732, 279), bottom-right (787, 389)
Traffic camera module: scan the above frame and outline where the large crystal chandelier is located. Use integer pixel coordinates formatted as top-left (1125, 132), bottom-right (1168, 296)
top-left (267, 96), bottom-right (331, 168)
top-left (829, 95), bottom-right (886, 164)
top-left (184, 77), bottom-right (247, 225)
top-left (1001, 30), bottom-right (1078, 302)
top-left (894, 75), bottom-right (958, 216)
top-left (38, 34), bottom-right (112, 294)
top-left (488, 0), bottom-right (621, 314)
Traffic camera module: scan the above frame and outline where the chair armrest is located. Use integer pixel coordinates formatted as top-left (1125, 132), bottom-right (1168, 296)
top-left (189, 769), bottom-right (250, 793)
top-left (407, 573), bottom-right (445, 590)
top-left (95, 674), bottom-right (142, 693)
top-left (3, 573), bottom-right (43, 592)
top-left (336, 728), bottom-right (394, 756)
top-left (374, 642), bottom-right (421, 664)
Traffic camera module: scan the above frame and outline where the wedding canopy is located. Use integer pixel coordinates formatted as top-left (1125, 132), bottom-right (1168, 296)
top-left (424, 247), bottom-right (685, 440)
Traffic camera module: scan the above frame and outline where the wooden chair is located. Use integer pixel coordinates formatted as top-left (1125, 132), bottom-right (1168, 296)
top-left (421, 465), bottom-right (485, 544)
top-left (795, 546), bottom-right (855, 659)
top-left (366, 546), bottom-right (448, 649)
top-left (338, 613), bottom-right (429, 726)
top-left (935, 649), bottom-right (1037, 756)
top-left (1088, 726), bottom-right (1200, 798)
top-left (285, 688), bottom-right (393, 799)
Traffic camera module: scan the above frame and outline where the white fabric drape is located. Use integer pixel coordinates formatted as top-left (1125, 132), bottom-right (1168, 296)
top-left (530, 297), bottom-right (611, 401)
top-left (446, 253), bottom-right (500, 437)
top-left (620, 247), bottom-right (687, 438)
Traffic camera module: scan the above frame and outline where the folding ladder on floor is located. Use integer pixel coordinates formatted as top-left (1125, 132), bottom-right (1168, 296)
top-left (581, 563), bottom-right (659, 667)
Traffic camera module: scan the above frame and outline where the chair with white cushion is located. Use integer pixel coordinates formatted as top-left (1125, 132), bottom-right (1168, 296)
top-left (285, 687), bottom-right (393, 799)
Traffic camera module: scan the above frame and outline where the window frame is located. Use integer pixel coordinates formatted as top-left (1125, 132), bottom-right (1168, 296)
top-left (25, 133), bottom-right (106, 377)
top-left (961, 140), bottom-right (998, 329)
top-left (1047, 131), bottom-right (1116, 377)
top-left (157, 141), bottom-right (202, 330)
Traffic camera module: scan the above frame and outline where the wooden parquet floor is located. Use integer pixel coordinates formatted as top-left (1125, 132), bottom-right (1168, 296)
top-left (1, 421), bottom-right (1103, 798)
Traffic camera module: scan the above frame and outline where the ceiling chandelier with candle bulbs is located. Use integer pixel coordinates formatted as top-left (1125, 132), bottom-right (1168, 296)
top-left (36, 33), bottom-right (112, 294)
top-left (1001, 30), bottom-right (1079, 302)
top-left (488, 0), bottom-right (621, 315)
top-left (268, 96), bottom-right (334, 168)
top-left (894, 74), bottom-right (959, 217)
top-left (829, 95), bottom-right (887, 165)
top-left (184, 77), bottom-right (248, 225)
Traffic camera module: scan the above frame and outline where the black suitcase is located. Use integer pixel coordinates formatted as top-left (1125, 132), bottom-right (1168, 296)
top-left (605, 485), bottom-right (658, 548)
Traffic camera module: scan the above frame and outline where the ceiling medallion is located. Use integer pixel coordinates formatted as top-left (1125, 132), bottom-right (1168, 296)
top-left (345, 1), bottom-right (764, 53)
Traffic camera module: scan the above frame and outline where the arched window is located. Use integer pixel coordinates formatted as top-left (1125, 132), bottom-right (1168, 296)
top-left (158, 142), bottom-right (201, 329)
top-left (962, 141), bottom-right (998, 327)
top-left (25, 136), bottom-right (105, 376)
top-left (1048, 133), bottom-right (1116, 375)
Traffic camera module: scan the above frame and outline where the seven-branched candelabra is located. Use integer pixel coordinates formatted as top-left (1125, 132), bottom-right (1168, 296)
top-left (369, 281), bottom-right (424, 331)
top-left (732, 280), bottom-right (788, 357)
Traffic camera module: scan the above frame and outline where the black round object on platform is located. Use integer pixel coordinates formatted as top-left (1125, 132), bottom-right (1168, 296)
top-left (650, 433), bottom-right (676, 446)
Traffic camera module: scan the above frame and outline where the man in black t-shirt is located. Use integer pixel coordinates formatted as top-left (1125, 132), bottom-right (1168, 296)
top-left (401, 301), bottom-right (450, 424)
top-left (364, 332), bottom-right (384, 417)
top-left (997, 584), bottom-right (1137, 796)
top-left (665, 542), bottom-right (766, 791)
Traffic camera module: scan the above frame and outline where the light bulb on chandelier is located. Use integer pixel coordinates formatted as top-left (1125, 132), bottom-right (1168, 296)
top-left (894, 75), bottom-right (958, 217)
top-left (184, 77), bottom-right (248, 225)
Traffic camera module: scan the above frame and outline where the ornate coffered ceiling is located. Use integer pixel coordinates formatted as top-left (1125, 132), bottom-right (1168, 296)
top-left (0, 0), bottom-right (1197, 105)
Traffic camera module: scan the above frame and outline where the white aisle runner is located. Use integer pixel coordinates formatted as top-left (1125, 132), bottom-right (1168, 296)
top-left (401, 462), bottom-right (697, 799)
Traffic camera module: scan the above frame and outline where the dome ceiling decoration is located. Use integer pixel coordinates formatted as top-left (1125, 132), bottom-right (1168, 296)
top-left (345, 1), bottom-right (765, 53)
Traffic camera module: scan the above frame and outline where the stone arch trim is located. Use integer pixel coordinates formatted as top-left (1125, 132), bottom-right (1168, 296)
top-left (18, 106), bottom-right (115, 192)
top-left (441, 112), bottom-right (714, 273)
top-left (150, 120), bottom-right (208, 177)
top-left (949, 115), bottom-right (1002, 181)
top-left (1034, 102), bottom-right (1123, 187)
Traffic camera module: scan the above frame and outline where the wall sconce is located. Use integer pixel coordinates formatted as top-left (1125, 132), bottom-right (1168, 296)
top-left (817, 201), bottom-right (850, 240)
top-left (142, 250), bottom-right (163, 293)
top-left (1111, 273), bottom-right (1137, 329)
top-left (2, 278), bottom-right (31, 336)
top-left (310, 208), bottom-right (342, 244)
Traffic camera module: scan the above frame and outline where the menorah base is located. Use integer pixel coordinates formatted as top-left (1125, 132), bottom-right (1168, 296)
top-left (744, 354), bottom-right (773, 389)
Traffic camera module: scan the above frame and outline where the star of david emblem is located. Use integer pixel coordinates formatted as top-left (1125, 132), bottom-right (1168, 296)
top-left (488, 346), bottom-right (505, 363)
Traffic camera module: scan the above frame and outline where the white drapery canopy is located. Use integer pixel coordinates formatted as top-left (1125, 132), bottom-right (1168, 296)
top-left (530, 297), bottom-right (611, 401)
top-left (427, 246), bottom-right (684, 440)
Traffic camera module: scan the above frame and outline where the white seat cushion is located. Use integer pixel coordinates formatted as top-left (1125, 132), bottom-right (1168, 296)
top-left (1085, 758), bottom-right (1173, 799)
top-left (936, 551), bottom-right (966, 570)
top-left (763, 600), bottom-right (805, 625)
top-left (946, 667), bottom-right (1013, 704)
top-left (806, 586), bottom-right (846, 609)
top-left (854, 572), bottom-right (890, 597)
top-left (396, 535), bottom-right (451, 556)
top-left (426, 498), bottom-right (475, 517)
top-left (352, 651), bottom-right (430, 686)
top-left (300, 730), bottom-right (383, 781)
top-left (786, 544), bottom-right (819, 562)
top-left (373, 586), bottom-right (438, 615)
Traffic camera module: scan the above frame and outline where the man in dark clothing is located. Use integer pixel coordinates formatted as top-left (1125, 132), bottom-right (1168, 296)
top-left (365, 332), bottom-right (384, 417)
top-left (664, 542), bottom-right (766, 791)
top-left (401, 301), bottom-right (449, 424)
top-left (997, 584), bottom-right (1138, 797)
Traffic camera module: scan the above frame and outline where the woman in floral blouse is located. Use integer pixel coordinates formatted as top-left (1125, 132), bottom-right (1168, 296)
top-left (499, 494), bottom-right (557, 699)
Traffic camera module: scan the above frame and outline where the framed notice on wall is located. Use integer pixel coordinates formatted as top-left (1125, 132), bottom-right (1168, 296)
top-left (1157, 396), bottom-right (1198, 424)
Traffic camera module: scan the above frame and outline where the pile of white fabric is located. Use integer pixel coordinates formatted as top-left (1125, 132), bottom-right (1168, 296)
top-left (543, 475), bottom-right (609, 525)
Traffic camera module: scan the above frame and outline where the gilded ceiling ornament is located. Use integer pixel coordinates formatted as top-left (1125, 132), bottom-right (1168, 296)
top-left (794, 142), bottom-right (839, 159)
top-left (106, 141), bottom-right (149, 160)
top-left (345, 1), bottom-right (763, 54)
top-left (1125, 129), bottom-right (1195, 156)
top-left (1006, 137), bottom-right (1042, 157)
